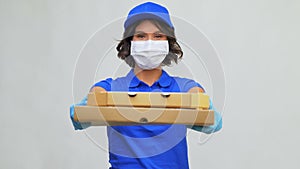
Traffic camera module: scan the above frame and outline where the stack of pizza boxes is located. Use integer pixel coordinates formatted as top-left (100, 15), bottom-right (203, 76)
top-left (74, 92), bottom-right (214, 126)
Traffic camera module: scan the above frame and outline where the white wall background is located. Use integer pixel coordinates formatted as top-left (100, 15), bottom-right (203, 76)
top-left (1, 0), bottom-right (299, 168)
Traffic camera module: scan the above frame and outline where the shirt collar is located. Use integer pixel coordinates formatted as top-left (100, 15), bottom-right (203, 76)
top-left (127, 69), bottom-right (172, 88)
top-left (157, 69), bottom-right (172, 87)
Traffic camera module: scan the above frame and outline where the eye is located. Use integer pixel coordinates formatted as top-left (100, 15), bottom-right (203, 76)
top-left (134, 33), bottom-right (146, 39)
top-left (154, 33), bottom-right (166, 39)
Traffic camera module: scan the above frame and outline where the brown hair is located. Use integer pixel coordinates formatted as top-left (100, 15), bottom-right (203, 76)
top-left (116, 19), bottom-right (183, 68)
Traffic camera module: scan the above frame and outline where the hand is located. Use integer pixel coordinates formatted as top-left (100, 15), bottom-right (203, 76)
top-left (188, 99), bottom-right (223, 134)
top-left (70, 96), bottom-right (91, 130)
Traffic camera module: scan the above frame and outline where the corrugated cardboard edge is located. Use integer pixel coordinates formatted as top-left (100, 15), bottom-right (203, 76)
top-left (87, 92), bottom-right (210, 109)
top-left (74, 106), bottom-right (214, 126)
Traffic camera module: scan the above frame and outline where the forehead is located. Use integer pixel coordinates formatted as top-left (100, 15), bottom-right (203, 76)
top-left (135, 20), bottom-right (161, 33)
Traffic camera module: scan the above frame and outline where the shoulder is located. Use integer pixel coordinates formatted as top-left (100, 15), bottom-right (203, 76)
top-left (92, 78), bottom-right (113, 91)
top-left (92, 76), bottom-right (129, 91)
top-left (171, 76), bottom-right (205, 92)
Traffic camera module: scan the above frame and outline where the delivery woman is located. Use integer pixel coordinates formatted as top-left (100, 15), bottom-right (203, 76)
top-left (70, 2), bottom-right (222, 169)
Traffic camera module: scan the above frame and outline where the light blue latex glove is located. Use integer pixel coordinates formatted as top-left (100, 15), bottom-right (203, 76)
top-left (70, 96), bottom-right (91, 130)
top-left (188, 99), bottom-right (223, 134)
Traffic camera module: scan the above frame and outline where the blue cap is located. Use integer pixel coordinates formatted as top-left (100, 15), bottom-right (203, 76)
top-left (124, 2), bottom-right (174, 29)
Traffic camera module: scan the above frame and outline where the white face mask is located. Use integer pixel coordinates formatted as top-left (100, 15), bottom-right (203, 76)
top-left (130, 40), bottom-right (169, 70)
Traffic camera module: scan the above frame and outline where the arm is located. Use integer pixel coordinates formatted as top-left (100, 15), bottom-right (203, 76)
top-left (187, 87), bottom-right (223, 134)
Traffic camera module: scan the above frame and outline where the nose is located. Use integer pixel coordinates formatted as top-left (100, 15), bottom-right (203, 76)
top-left (148, 34), bottom-right (159, 40)
top-left (147, 33), bottom-right (157, 40)
top-left (145, 34), bottom-right (151, 40)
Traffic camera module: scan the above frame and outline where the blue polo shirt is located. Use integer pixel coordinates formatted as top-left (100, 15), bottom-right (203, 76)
top-left (92, 69), bottom-right (221, 169)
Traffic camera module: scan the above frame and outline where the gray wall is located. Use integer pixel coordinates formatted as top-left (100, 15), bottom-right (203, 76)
top-left (1, 0), bottom-right (299, 168)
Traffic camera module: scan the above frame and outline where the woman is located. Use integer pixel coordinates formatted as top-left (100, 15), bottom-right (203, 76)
top-left (70, 2), bottom-right (222, 169)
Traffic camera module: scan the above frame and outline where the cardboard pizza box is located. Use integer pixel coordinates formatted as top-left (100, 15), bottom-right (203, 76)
top-left (87, 92), bottom-right (210, 109)
top-left (74, 106), bottom-right (214, 126)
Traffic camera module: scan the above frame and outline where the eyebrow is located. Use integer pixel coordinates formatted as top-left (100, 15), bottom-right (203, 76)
top-left (134, 31), bottom-right (164, 34)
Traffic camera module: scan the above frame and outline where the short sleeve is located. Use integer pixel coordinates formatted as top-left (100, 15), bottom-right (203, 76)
top-left (91, 78), bottom-right (113, 91)
top-left (173, 77), bottom-right (205, 92)
top-left (183, 79), bottom-right (205, 92)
